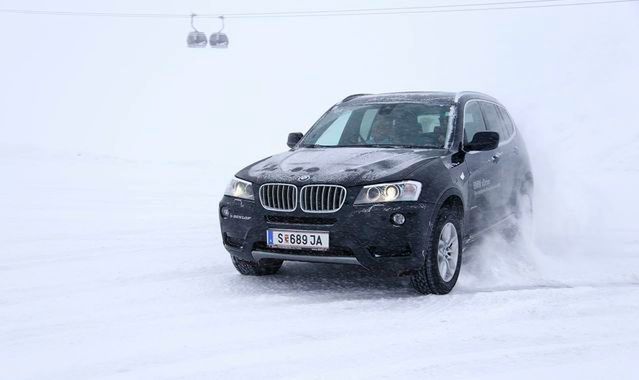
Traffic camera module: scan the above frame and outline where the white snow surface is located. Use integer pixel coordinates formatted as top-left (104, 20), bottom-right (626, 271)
top-left (2, 1), bottom-right (639, 378)
top-left (2, 142), bottom-right (638, 379)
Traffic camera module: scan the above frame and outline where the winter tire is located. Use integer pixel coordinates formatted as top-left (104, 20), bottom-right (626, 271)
top-left (410, 205), bottom-right (463, 295)
top-left (231, 256), bottom-right (283, 276)
top-left (503, 181), bottom-right (534, 241)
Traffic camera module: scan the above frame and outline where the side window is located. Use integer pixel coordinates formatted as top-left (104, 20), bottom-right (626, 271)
top-left (315, 111), bottom-right (351, 146)
top-left (498, 106), bottom-right (515, 136)
top-left (463, 101), bottom-right (487, 143)
top-left (480, 102), bottom-right (507, 138)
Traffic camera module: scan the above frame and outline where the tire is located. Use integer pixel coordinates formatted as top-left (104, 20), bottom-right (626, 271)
top-left (515, 183), bottom-right (533, 221)
top-left (231, 256), bottom-right (283, 276)
top-left (503, 181), bottom-right (534, 242)
top-left (410, 205), bottom-right (463, 295)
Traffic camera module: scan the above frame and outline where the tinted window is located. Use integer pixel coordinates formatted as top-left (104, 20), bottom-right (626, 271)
top-left (499, 106), bottom-right (515, 136)
top-left (300, 103), bottom-right (450, 149)
top-left (480, 102), bottom-right (507, 138)
top-left (463, 101), bottom-right (487, 143)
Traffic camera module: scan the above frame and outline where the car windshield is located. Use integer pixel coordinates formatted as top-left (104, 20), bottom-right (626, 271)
top-left (299, 103), bottom-right (451, 149)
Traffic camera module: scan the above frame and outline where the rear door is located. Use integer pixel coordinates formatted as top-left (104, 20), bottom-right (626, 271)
top-left (496, 106), bottom-right (520, 214)
top-left (479, 102), bottom-right (517, 219)
top-left (463, 101), bottom-right (502, 234)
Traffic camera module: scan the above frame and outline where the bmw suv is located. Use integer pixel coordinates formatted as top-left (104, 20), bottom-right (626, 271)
top-left (219, 91), bottom-right (533, 294)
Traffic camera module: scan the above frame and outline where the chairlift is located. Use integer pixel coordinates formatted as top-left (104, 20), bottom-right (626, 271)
top-left (187, 14), bottom-right (207, 48)
top-left (209, 16), bottom-right (229, 48)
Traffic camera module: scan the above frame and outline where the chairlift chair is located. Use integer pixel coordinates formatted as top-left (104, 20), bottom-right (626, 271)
top-left (187, 14), bottom-right (207, 48)
top-left (209, 16), bottom-right (229, 48)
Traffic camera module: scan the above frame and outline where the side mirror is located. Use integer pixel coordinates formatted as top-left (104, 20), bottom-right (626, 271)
top-left (465, 131), bottom-right (499, 151)
top-left (287, 132), bottom-right (303, 148)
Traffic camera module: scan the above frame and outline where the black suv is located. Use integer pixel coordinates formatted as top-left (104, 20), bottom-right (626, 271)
top-left (219, 91), bottom-right (533, 294)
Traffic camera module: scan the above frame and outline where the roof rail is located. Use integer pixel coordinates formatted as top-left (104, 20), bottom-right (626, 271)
top-left (341, 93), bottom-right (370, 103)
top-left (454, 91), bottom-right (492, 102)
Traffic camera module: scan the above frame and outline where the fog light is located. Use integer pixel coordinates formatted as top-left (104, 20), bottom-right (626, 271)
top-left (391, 213), bottom-right (405, 225)
top-left (221, 206), bottom-right (230, 218)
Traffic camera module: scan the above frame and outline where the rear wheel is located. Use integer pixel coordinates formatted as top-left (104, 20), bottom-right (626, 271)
top-left (231, 256), bottom-right (283, 276)
top-left (503, 181), bottom-right (534, 241)
top-left (410, 205), bottom-right (463, 295)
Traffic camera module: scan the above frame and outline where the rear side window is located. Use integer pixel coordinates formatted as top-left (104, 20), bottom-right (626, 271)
top-left (463, 101), bottom-right (487, 143)
top-left (480, 102), bottom-right (508, 139)
top-left (498, 106), bottom-right (515, 136)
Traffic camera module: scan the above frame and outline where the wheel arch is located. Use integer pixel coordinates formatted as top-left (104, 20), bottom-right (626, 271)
top-left (433, 188), bottom-right (465, 222)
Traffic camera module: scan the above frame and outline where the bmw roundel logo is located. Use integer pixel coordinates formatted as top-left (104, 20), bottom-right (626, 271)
top-left (298, 175), bottom-right (311, 181)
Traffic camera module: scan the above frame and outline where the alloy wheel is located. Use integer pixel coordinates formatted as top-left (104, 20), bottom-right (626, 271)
top-left (437, 222), bottom-right (459, 282)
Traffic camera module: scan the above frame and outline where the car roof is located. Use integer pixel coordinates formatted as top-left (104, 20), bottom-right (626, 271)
top-left (341, 91), bottom-right (500, 106)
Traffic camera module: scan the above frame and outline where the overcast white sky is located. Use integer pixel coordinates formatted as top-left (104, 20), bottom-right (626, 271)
top-left (0, 0), bottom-right (637, 161)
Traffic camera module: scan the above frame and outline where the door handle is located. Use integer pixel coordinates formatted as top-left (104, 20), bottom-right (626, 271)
top-left (492, 152), bottom-right (502, 163)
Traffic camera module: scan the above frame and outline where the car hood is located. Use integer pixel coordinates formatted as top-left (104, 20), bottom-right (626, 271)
top-left (238, 147), bottom-right (444, 186)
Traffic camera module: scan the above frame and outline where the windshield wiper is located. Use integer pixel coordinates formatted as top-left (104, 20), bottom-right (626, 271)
top-left (300, 144), bottom-right (442, 149)
top-left (384, 144), bottom-right (442, 149)
top-left (336, 144), bottom-right (441, 149)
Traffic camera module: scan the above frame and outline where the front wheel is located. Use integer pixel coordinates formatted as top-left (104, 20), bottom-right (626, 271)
top-left (410, 205), bottom-right (463, 295)
top-left (231, 256), bottom-right (283, 276)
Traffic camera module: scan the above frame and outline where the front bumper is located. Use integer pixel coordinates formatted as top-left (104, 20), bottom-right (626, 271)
top-left (218, 196), bottom-right (437, 274)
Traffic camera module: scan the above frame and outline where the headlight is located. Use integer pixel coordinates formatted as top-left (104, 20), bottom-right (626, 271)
top-left (354, 180), bottom-right (422, 204)
top-left (224, 177), bottom-right (254, 200)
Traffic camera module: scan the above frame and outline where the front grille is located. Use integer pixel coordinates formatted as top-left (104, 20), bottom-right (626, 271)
top-left (368, 245), bottom-right (412, 258)
top-left (259, 183), bottom-right (298, 211)
top-left (265, 215), bottom-right (337, 226)
top-left (299, 185), bottom-right (347, 213)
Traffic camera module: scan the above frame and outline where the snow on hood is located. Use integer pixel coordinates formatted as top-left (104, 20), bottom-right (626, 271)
top-left (239, 147), bottom-right (443, 185)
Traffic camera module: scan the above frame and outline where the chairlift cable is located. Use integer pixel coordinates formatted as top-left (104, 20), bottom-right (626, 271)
top-left (0, 0), bottom-right (637, 19)
top-left (220, 0), bottom-right (639, 18)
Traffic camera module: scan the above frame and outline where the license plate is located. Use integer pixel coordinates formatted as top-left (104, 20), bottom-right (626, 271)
top-left (266, 229), bottom-right (329, 250)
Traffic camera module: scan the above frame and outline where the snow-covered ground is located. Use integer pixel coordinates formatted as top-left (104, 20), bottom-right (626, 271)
top-left (2, 1), bottom-right (638, 378)
top-left (2, 142), bottom-right (638, 379)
